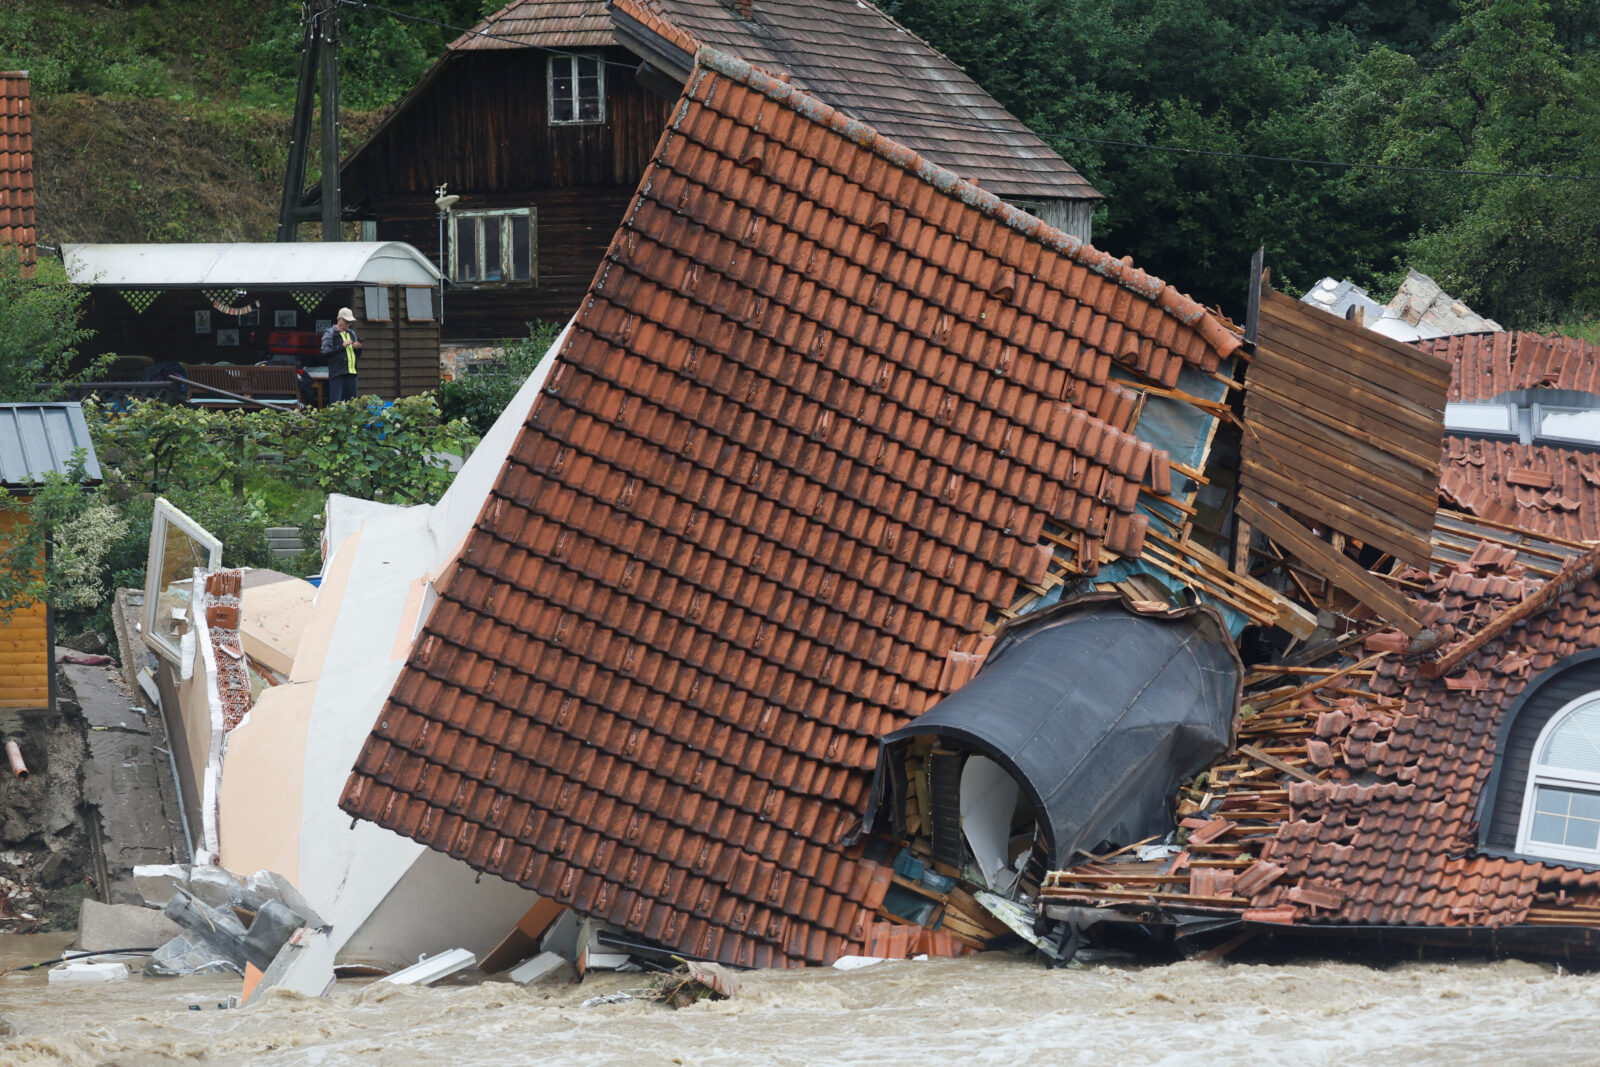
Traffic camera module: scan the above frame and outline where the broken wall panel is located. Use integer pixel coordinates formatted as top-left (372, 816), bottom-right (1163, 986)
top-left (1243, 287), bottom-right (1450, 565)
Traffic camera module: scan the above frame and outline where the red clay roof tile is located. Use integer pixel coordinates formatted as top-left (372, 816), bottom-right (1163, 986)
top-left (0, 73), bottom-right (33, 265)
top-left (340, 48), bottom-right (1239, 967)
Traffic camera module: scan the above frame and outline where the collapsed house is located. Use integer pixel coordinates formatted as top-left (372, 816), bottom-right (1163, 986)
top-left (333, 47), bottom-right (1251, 968)
top-left (1302, 268), bottom-right (1501, 342)
top-left (1035, 330), bottom-right (1600, 959)
top-left (128, 43), bottom-right (1600, 977)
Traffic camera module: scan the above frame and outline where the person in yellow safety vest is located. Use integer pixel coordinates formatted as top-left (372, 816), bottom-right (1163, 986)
top-left (319, 307), bottom-right (362, 404)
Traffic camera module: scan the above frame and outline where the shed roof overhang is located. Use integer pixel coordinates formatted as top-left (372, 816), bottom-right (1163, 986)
top-left (61, 241), bottom-right (442, 290)
top-left (0, 402), bottom-right (103, 489)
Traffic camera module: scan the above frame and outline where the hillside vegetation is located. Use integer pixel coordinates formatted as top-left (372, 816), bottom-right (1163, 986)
top-left (7, 0), bottom-right (1600, 328)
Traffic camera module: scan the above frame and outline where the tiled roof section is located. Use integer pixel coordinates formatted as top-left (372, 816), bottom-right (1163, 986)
top-left (1250, 561), bottom-right (1600, 928)
top-left (611, 0), bottom-right (1101, 203)
top-left (450, 0), bottom-right (614, 50)
top-left (0, 72), bottom-right (34, 265)
top-left (1425, 330), bottom-right (1600, 402)
top-left (339, 49), bottom-right (1239, 968)
top-left (1428, 332), bottom-right (1600, 542)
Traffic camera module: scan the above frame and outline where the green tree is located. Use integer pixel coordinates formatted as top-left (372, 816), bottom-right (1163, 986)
top-left (0, 249), bottom-right (105, 401)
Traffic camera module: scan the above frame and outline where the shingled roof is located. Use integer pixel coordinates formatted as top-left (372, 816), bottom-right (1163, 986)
top-left (609, 0), bottom-right (1099, 203)
top-left (0, 72), bottom-right (34, 265)
top-left (452, 0), bottom-right (613, 50)
top-left (339, 48), bottom-right (1238, 968)
top-left (1428, 332), bottom-right (1600, 541)
top-left (1244, 557), bottom-right (1600, 930)
top-left (410, 0), bottom-right (1098, 206)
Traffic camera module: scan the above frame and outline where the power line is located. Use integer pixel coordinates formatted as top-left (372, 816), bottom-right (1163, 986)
top-left (1046, 132), bottom-right (1600, 182)
top-left (335, 0), bottom-right (1600, 184)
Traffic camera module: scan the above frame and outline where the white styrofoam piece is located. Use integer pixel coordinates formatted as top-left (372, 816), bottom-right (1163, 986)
top-left (381, 947), bottom-right (476, 986)
top-left (507, 951), bottom-right (568, 985)
top-left (48, 962), bottom-right (128, 983)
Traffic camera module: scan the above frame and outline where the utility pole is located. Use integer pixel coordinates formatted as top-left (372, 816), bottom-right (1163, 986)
top-left (277, 0), bottom-right (343, 242)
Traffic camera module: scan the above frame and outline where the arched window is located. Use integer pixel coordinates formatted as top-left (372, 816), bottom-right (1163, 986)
top-left (1516, 693), bottom-right (1600, 864)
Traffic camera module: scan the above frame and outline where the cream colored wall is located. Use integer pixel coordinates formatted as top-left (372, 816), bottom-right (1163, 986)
top-left (239, 575), bottom-right (316, 677)
top-left (216, 532), bottom-right (360, 883)
top-left (217, 683), bottom-right (312, 881)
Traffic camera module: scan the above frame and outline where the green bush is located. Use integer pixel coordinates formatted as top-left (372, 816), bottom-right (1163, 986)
top-left (437, 321), bottom-right (564, 437)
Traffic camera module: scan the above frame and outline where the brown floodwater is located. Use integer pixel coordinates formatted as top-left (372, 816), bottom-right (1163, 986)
top-left (6, 932), bottom-right (1600, 1065)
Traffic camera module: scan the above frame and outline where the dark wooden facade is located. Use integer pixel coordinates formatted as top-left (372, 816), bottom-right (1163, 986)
top-left (341, 49), bottom-right (672, 342)
top-left (80, 285), bottom-right (440, 401)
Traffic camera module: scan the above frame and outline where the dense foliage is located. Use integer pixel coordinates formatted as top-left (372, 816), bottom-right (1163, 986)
top-left (0, 249), bottom-right (106, 401)
top-left (882, 0), bottom-right (1600, 327)
top-left (438, 320), bottom-right (565, 436)
top-left (0, 395), bottom-right (474, 637)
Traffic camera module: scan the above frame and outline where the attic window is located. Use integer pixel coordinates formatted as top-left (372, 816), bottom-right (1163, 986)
top-left (1517, 694), bottom-right (1600, 864)
top-left (548, 54), bottom-right (604, 125)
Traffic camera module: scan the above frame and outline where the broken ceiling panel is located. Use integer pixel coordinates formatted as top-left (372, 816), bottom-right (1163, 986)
top-left (338, 48), bottom-right (1241, 967)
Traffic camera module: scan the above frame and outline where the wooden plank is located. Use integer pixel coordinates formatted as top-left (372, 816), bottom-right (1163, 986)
top-left (1243, 420), bottom-right (1440, 525)
top-left (1241, 455), bottom-right (1434, 565)
top-left (1244, 393), bottom-right (1443, 496)
top-left (1257, 319), bottom-right (1450, 414)
top-left (1247, 347), bottom-right (1446, 442)
top-left (1248, 363), bottom-right (1452, 454)
top-left (1259, 288), bottom-right (1452, 391)
top-left (1237, 744), bottom-right (1322, 784)
top-left (1244, 378), bottom-right (1443, 477)
top-left (1236, 492), bottom-right (1424, 635)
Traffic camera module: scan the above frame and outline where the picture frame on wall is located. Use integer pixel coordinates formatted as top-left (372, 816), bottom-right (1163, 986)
top-left (315, 319), bottom-right (332, 334)
top-left (217, 329), bottom-right (240, 347)
top-left (274, 309), bottom-right (297, 328)
top-left (195, 310), bottom-right (211, 333)
top-left (239, 308), bottom-right (260, 327)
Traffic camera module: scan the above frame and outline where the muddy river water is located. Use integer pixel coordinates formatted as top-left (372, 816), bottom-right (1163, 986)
top-left (6, 932), bottom-right (1600, 1065)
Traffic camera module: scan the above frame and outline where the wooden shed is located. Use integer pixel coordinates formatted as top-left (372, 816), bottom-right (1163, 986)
top-left (0, 403), bottom-right (102, 710)
top-left (63, 241), bottom-right (443, 401)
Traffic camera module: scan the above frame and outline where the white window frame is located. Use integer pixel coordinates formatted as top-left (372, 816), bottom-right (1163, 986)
top-left (141, 497), bottom-right (223, 665)
top-left (547, 53), bottom-right (605, 125)
top-left (448, 208), bottom-right (537, 286)
top-left (1516, 691), bottom-right (1600, 864)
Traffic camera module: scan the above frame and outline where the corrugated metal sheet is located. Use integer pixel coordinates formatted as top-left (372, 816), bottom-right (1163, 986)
top-left (0, 403), bottom-right (103, 489)
top-left (0, 71), bottom-right (33, 265)
top-left (61, 241), bottom-right (441, 288)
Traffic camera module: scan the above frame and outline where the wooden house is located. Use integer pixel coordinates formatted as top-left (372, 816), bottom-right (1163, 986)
top-left (338, 0), bottom-right (1103, 343)
top-left (0, 404), bottom-right (102, 710)
top-left (64, 242), bottom-right (443, 401)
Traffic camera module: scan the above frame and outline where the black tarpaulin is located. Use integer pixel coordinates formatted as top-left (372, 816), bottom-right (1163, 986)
top-left (862, 593), bottom-right (1243, 866)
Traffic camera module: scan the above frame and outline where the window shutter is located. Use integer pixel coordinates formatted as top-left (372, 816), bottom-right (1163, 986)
top-left (406, 287), bottom-right (435, 321)
top-left (363, 286), bottom-right (392, 321)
